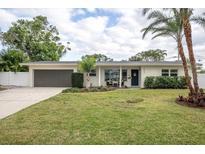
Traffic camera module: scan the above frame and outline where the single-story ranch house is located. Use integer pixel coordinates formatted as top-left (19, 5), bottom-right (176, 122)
top-left (22, 61), bottom-right (185, 88)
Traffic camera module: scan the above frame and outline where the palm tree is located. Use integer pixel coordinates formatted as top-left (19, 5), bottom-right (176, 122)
top-left (141, 9), bottom-right (195, 94)
top-left (179, 8), bottom-right (205, 94)
top-left (79, 56), bottom-right (96, 88)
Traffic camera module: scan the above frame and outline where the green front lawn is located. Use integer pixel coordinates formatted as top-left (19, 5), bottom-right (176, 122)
top-left (0, 89), bottom-right (205, 144)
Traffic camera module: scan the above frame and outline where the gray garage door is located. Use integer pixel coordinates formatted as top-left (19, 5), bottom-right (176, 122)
top-left (34, 70), bottom-right (73, 87)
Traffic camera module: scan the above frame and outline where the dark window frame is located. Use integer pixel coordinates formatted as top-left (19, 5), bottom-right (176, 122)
top-left (161, 69), bottom-right (169, 76)
top-left (104, 69), bottom-right (120, 81)
top-left (89, 69), bottom-right (96, 76)
top-left (122, 69), bottom-right (127, 81)
top-left (170, 69), bottom-right (178, 76)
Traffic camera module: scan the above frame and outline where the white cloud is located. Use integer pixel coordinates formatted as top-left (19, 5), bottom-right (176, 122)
top-left (0, 9), bottom-right (17, 31)
top-left (0, 8), bottom-right (205, 67)
top-left (73, 9), bottom-right (86, 16)
top-left (86, 8), bottom-right (96, 13)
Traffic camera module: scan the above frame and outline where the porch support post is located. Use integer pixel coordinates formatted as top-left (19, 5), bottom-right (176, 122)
top-left (119, 66), bottom-right (122, 88)
top-left (98, 66), bottom-right (101, 87)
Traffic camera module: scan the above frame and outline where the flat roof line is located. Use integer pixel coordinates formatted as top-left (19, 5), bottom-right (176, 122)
top-left (21, 60), bottom-right (183, 66)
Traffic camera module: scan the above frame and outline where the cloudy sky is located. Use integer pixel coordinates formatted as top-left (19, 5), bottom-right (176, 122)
top-left (0, 8), bottom-right (205, 66)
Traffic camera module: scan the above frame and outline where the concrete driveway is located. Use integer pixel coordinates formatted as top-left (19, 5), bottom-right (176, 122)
top-left (0, 87), bottom-right (65, 119)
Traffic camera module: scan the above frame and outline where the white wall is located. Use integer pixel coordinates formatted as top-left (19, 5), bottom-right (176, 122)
top-left (140, 66), bottom-right (185, 88)
top-left (0, 72), bottom-right (29, 86)
top-left (29, 65), bottom-right (78, 87)
top-left (85, 65), bottom-right (185, 88)
top-left (198, 74), bottom-right (205, 89)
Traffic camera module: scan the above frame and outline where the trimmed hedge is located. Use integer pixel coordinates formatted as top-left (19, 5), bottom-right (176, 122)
top-left (72, 72), bottom-right (84, 88)
top-left (62, 86), bottom-right (116, 93)
top-left (144, 76), bottom-right (187, 89)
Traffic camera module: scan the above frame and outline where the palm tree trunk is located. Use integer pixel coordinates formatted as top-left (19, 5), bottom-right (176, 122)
top-left (183, 18), bottom-right (199, 94)
top-left (177, 38), bottom-right (194, 95)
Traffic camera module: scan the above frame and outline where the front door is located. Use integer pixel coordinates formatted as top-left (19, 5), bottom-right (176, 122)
top-left (131, 69), bottom-right (139, 86)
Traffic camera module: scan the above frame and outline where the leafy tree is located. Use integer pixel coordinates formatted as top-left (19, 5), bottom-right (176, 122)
top-left (129, 49), bottom-right (167, 62)
top-left (82, 53), bottom-right (113, 62)
top-left (79, 57), bottom-right (96, 88)
top-left (0, 50), bottom-right (29, 72)
top-left (0, 16), bottom-right (70, 61)
top-left (141, 9), bottom-right (195, 95)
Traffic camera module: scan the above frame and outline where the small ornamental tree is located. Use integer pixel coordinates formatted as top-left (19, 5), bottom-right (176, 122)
top-left (79, 57), bottom-right (96, 88)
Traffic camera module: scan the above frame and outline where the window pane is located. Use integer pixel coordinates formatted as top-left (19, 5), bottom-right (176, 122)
top-left (89, 69), bottom-right (96, 76)
top-left (162, 69), bottom-right (169, 76)
top-left (104, 69), bottom-right (120, 81)
top-left (170, 69), bottom-right (178, 76)
top-left (122, 69), bottom-right (127, 81)
top-left (112, 70), bottom-right (120, 81)
top-left (105, 69), bottom-right (110, 81)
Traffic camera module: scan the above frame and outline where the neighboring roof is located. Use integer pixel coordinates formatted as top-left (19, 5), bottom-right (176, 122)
top-left (21, 60), bottom-right (183, 66)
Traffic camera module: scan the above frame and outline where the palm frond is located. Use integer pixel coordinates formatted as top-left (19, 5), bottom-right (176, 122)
top-left (141, 27), bottom-right (152, 39)
top-left (141, 9), bottom-right (183, 42)
top-left (147, 10), bottom-right (168, 20)
top-left (151, 27), bottom-right (171, 35)
top-left (191, 16), bottom-right (205, 29)
top-left (151, 26), bottom-right (177, 40)
top-left (142, 8), bottom-right (151, 16)
top-left (141, 18), bottom-right (170, 39)
top-left (151, 31), bottom-right (173, 40)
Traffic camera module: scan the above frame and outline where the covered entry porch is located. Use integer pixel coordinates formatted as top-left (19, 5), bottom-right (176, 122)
top-left (94, 66), bottom-right (141, 88)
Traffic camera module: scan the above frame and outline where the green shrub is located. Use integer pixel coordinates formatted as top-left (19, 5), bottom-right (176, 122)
top-left (62, 88), bottom-right (81, 93)
top-left (154, 76), bottom-right (169, 88)
top-left (144, 76), bottom-right (155, 88)
top-left (178, 76), bottom-right (187, 89)
top-left (144, 76), bottom-right (187, 89)
top-left (72, 73), bottom-right (84, 88)
top-left (62, 86), bottom-right (116, 93)
top-left (80, 88), bottom-right (89, 92)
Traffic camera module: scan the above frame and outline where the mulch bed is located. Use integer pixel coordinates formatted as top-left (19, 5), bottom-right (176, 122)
top-left (176, 99), bottom-right (205, 109)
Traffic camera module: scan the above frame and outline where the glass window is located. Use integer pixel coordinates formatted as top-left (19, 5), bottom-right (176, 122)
top-left (104, 69), bottom-right (120, 81)
top-left (122, 69), bottom-right (127, 81)
top-left (89, 69), bottom-right (96, 76)
top-left (105, 69), bottom-right (110, 81)
top-left (170, 69), bottom-right (178, 76)
top-left (162, 69), bottom-right (169, 76)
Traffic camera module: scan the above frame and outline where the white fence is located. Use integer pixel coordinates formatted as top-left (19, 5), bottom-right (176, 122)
top-left (0, 72), bottom-right (29, 87)
top-left (0, 71), bottom-right (204, 88)
top-left (198, 74), bottom-right (205, 89)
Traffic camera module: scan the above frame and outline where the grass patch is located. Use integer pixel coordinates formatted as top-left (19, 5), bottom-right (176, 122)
top-left (126, 98), bottom-right (144, 104)
top-left (0, 89), bottom-right (205, 144)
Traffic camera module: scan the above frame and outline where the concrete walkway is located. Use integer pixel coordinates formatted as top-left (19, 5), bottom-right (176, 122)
top-left (0, 87), bottom-right (65, 119)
